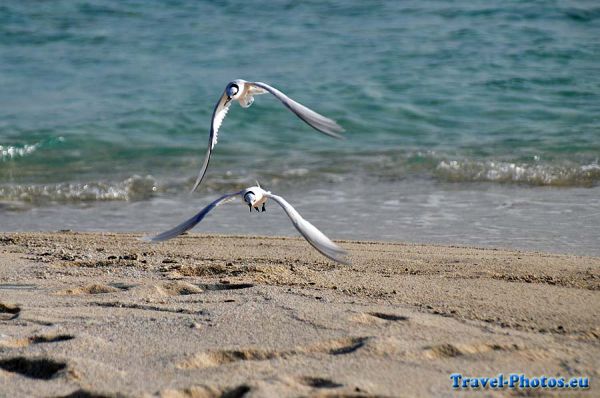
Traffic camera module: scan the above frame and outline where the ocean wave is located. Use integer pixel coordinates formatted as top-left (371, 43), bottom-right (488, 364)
top-left (0, 171), bottom-right (326, 206)
top-left (0, 175), bottom-right (158, 204)
top-left (2, 157), bottom-right (599, 208)
top-left (0, 143), bottom-right (39, 161)
top-left (0, 137), bottom-right (65, 162)
top-left (435, 160), bottom-right (600, 187)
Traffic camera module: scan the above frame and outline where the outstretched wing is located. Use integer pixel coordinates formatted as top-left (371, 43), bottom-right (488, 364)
top-left (143, 191), bottom-right (240, 242)
top-left (191, 92), bottom-right (232, 193)
top-left (250, 81), bottom-right (345, 139)
top-left (265, 193), bottom-right (349, 264)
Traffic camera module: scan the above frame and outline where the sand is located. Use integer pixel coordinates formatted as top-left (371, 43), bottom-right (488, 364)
top-left (0, 232), bottom-right (598, 397)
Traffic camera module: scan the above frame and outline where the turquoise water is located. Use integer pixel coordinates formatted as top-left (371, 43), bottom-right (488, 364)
top-left (1, 1), bottom-right (599, 254)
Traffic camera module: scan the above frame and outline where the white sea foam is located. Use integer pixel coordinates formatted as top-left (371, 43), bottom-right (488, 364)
top-left (0, 175), bottom-right (157, 203)
top-left (436, 159), bottom-right (600, 187)
top-left (0, 143), bottom-right (39, 161)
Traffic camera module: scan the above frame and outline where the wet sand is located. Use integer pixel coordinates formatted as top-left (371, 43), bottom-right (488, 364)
top-left (0, 232), bottom-right (598, 397)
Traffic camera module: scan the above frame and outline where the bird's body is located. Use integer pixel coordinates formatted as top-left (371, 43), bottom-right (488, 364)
top-left (242, 185), bottom-right (268, 212)
top-left (228, 79), bottom-right (266, 109)
top-left (144, 185), bottom-right (349, 265)
top-left (191, 79), bottom-right (345, 193)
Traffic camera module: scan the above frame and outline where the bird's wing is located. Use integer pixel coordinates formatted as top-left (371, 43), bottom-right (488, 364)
top-left (249, 82), bottom-right (345, 139)
top-left (265, 193), bottom-right (349, 264)
top-left (142, 191), bottom-right (240, 242)
top-left (191, 92), bottom-right (232, 193)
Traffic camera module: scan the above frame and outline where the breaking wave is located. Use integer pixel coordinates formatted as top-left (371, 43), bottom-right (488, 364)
top-left (0, 175), bottom-right (158, 204)
top-left (0, 137), bottom-right (65, 162)
top-left (0, 143), bottom-right (39, 161)
top-left (1, 155), bottom-right (599, 208)
top-left (435, 159), bottom-right (600, 187)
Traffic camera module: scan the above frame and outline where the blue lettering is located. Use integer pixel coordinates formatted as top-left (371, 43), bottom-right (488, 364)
top-left (450, 374), bottom-right (461, 388)
top-left (530, 378), bottom-right (540, 388)
top-left (450, 373), bottom-right (587, 390)
top-left (462, 377), bottom-right (470, 388)
top-left (570, 378), bottom-right (578, 388)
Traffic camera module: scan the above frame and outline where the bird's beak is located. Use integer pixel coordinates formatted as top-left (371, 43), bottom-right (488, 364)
top-left (243, 192), bottom-right (256, 207)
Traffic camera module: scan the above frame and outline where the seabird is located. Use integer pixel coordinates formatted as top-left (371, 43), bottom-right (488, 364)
top-left (191, 79), bottom-right (344, 192)
top-left (144, 185), bottom-right (349, 264)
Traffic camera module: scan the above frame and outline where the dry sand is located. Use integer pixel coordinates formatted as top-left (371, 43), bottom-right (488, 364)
top-left (0, 232), bottom-right (598, 397)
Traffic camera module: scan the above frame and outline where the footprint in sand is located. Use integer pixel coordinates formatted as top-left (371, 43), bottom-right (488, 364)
top-left (0, 302), bottom-right (21, 320)
top-left (114, 281), bottom-right (203, 299)
top-left (54, 390), bottom-right (116, 398)
top-left (0, 356), bottom-right (67, 380)
top-left (350, 311), bottom-right (409, 325)
top-left (160, 379), bottom-right (372, 398)
top-left (298, 377), bottom-right (344, 389)
top-left (177, 336), bottom-right (369, 369)
top-left (158, 281), bottom-right (204, 296)
top-left (421, 342), bottom-right (521, 360)
top-left (368, 312), bottom-right (408, 322)
top-left (57, 281), bottom-right (254, 298)
top-left (113, 281), bottom-right (253, 299)
top-left (159, 384), bottom-right (251, 398)
top-left (58, 284), bottom-right (123, 295)
top-left (197, 283), bottom-right (254, 291)
top-left (0, 333), bottom-right (74, 349)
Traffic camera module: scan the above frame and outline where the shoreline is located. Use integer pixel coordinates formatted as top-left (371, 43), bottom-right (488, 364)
top-left (1, 232), bottom-right (599, 397)
top-left (2, 179), bottom-right (600, 259)
top-left (3, 227), bottom-right (599, 259)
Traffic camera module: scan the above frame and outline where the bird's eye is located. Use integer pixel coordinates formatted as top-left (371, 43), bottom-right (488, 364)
top-left (227, 84), bottom-right (239, 97)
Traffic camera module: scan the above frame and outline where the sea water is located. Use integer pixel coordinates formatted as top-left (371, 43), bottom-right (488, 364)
top-left (1, 1), bottom-right (599, 255)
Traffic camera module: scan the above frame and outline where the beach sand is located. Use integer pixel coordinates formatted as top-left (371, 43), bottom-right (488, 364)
top-left (0, 232), bottom-right (598, 397)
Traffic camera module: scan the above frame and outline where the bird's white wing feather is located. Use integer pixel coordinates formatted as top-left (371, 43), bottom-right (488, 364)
top-left (142, 191), bottom-right (240, 242)
top-left (191, 92), bottom-right (232, 193)
top-left (266, 193), bottom-right (349, 264)
top-left (250, 82), bottom-right (345, 139)
top-left (211, 94), bottom-right (231, 149)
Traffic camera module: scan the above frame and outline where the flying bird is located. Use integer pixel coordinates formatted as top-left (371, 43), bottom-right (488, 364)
top-left (191, 79), bottom-right (345, 192)
top-left (143, 185), bottom-right (349, 265)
